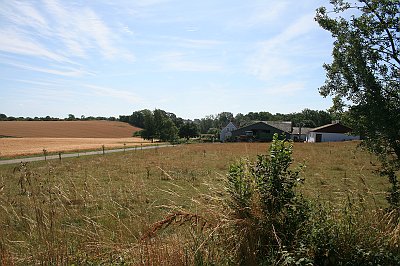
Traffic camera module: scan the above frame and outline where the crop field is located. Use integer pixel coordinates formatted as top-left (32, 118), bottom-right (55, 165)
top-left (0, 137), bottom-right (150, 158)
top-left (0, 120), bottom-right (147, 158)
top-left (0, 140), bottom-right (392, 264)
top-left (0, 120), bottom-right (141, 138)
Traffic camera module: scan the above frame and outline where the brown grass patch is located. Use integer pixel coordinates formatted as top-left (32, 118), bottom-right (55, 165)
top-left (0, 120), bottom-right (141, 138)
top-left (0, 137), bottom-right (150, 157)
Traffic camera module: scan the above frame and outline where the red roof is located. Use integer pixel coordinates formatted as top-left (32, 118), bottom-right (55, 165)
top-left (310, 123), bottom-right (352, 133)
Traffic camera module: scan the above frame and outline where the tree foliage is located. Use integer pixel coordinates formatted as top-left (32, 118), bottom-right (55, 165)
top-left (316, 0), bottom-right (400, 208)
top-left (179, 122), bottom-right (199, 140)
top-left (138, 109), bottom-right (178, 142)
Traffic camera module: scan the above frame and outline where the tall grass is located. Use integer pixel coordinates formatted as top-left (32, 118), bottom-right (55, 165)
top-left (0, 141), bottom-right (396, 264)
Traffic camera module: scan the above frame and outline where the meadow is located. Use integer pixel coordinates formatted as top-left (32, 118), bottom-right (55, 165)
top-left (0, 141), bottom-right (396, 264)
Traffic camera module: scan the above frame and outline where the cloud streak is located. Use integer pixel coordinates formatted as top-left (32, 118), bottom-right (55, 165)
top-left (248, 13), bottom-right (319, 82)
top-left (84, 85), bottom-right (143, 104)
top-left (0, 0), bottom-right (133, 62)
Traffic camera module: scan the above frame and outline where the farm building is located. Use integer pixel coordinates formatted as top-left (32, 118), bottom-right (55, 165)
top-left (220, 121), bottom-right (238, 142)
top-left (231, 121), bottom-right (292, 142)
top-left (306, 122), bottom-right (360, 143)
top-left (291, 126), bottom-right (312, 142)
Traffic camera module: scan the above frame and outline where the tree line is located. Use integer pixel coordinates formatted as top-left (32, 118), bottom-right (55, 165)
top-left (2, 108), bottom-right (337, 142)
top-left (0, 113), bottom-right (118, 122)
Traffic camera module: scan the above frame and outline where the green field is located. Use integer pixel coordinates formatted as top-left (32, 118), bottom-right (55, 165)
top-left (0, 141), bottom-right (394, 264)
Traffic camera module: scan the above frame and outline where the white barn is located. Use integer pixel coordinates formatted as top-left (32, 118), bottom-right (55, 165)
top-left (220, 121), bottom-right (238, 142)
top-left (307, 122), bottom-right (360, 143)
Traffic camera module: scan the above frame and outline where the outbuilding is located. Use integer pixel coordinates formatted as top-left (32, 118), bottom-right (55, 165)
top-left (306, 122), bottom-right (360, 143)
top-left (231, 121), bottom-right (292, 142)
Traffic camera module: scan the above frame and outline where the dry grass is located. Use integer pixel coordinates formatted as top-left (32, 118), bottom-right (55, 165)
top-left (0, 141), bottom-right (392, 264)
top-left (0, 120), bottom-right (141, 138)
top-left (0, 137), bottom-right (150, 157)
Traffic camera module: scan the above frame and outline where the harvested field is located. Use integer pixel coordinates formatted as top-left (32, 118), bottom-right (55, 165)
top-left (0, 137), bottom-right (150, 157)
top-left (0, 120), bottom-right (141, 138)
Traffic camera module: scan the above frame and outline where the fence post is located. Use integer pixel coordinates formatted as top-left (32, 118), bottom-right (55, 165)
top-left (43, 148), bottom-right (47, 161)
top-left (58, 152), bottom-right (62, 161)
top-left (102, 145), bottom-right (105, 155)
top-left (124, 143), bottom-right (126, 152)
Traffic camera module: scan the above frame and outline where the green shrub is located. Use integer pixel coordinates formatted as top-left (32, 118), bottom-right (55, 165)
top-left (226, 134), bottom-right (309, 264)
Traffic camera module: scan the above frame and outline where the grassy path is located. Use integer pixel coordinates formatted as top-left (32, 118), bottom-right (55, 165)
top-left (0, 144), bottom-right (175, 165)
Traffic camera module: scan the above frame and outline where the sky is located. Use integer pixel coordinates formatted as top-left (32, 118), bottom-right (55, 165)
top-left (0, 0), bottom-right (335, 120)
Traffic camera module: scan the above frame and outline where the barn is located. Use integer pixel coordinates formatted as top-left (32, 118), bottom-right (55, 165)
top-left (306, 122), bottom-right (360, 143)
top-left (231, 121), bottom-right (292, 142)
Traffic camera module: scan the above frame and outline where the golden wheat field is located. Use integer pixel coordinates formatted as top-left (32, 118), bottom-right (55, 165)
top-left (0, 120), bottom-right (141, 138)
top-left (0, 120), bottom-right (147, 158)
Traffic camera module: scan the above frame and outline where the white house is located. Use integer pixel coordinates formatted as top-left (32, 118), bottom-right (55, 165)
top-left (307, 122), bottom-right (360, 143)
top-left (220, 121), bottom-right (238, 142)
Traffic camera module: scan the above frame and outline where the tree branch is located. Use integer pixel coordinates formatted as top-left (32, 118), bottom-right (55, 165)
top-left (360, 0), bottom-right (400, 65)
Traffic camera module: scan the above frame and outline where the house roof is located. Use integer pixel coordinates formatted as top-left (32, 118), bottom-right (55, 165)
top-left (262, 121), bottom-right (292, 133)
top-left (292, 127), bottom-right (312, 135)
top-left (222, 121), bottom-right (238, 129)
top-left (310, 123), bottom-right (352, 133)
top-left (235, 121), bottom-right (292, 133)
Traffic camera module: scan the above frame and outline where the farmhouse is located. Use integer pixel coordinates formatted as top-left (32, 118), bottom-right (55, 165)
top-left (291, 126), bottom-right (312, 142)
top-left (231, 121), bottom-right (292, 142)
top-left (220, 121), bottom-right (238, 142)
top-left (306, 122), bottom-right (360, 143)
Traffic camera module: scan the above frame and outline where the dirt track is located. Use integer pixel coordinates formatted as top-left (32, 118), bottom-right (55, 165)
top-left (0, 137), bottom-right (150, 157)
top-left (0, 120), bottom-right (141, 138)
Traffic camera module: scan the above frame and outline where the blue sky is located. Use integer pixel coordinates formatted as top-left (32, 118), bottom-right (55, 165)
top-left (0, 0), bottom-right (334, 119)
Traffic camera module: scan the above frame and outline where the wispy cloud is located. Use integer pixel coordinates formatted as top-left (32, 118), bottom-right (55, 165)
top-left (0, 60), bottom-right (94, 77)
top-left (0, 0), bottom-right (134, 61)
top-left (248, 13), bottom-right (318, 81)
top-left (84, 85), bottom-right (143, 104)
top-left (245, 1), bottom-right (289, 27)
top-left (157, 52), bottom-right (224, 72)
top-left (264, 82), bottom-right (306, 96)
top-left (0, 28), bottom-right (69, 62)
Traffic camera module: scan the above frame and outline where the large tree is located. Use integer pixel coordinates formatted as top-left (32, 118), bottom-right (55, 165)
top-left (315, 0), bottom-right (400, 207)
top-left (179, 122), bottom-right (199, 140)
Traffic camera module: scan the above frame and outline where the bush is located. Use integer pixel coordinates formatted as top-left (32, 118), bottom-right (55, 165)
top-left (226, 134), bottom-right (309, 264)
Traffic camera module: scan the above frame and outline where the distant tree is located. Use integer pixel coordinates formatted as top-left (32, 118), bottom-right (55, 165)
top-left (67, 114), bottom-right (76, 121)
top-left (215, 112), bottom-right (234, 128)
top-left (0, 114), bottom-right (7, 120)
top-left (198, 116), bottom-right (215, 134)
top-left (316, 0), bottom-right (400, 208)
top-left (179, 122), bottom-right (199, 140)
top-left (159, 119), bottom-right (178, 142)
top-left (140, 109), bottom-right (156, 142)
top-left (129, 110), bottom-right (146, 128)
